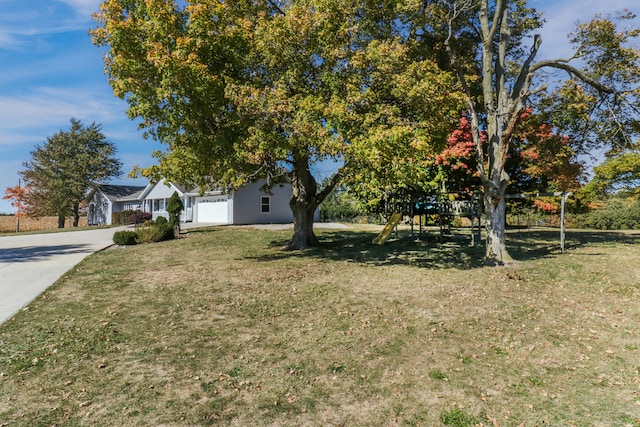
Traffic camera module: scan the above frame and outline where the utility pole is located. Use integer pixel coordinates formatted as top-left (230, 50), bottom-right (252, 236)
top-left (15, 179), bottom-right (21, 233)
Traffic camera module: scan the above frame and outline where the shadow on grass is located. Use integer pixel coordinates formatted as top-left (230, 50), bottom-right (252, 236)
top-left (255, 229), bottom-right (485, 270)
top-left (508, 228), bottom-right (640, 260)
top-left (251, 227), bottom-right (640, 270)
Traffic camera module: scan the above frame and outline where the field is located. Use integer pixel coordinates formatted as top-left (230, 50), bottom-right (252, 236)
top-left (0, 215), bottom-right (88, 233)
top-left (0, 226), bottom-right (639, 426)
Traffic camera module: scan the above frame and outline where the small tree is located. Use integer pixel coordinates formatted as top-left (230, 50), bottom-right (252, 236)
top-left (166, 191), bottom-right (184, 235)
top-left (2, 182), bottom-right (28, 233)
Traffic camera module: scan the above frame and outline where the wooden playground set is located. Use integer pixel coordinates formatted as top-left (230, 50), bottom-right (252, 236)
top-left (372, 191), bottom-right (574, 252)
top-left (372, 192), bottom-right (483, 245)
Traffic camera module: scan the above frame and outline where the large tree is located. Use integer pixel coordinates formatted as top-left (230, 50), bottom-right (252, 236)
top-left (20, 119), bottom-right (122, 228)
top-left (415, 1), bottom-right (640, 264)
top-left (92, 0), bottom-right (463, 249)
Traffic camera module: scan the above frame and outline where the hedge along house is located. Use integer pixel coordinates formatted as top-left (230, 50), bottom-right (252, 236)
top-left (87, 178), bottom-right (306, 226)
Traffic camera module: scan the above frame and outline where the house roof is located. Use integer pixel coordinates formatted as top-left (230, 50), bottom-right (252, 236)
top-left (171, 182), bottom-right (191, 193)
top-left (97, 185), bottom-right (147, 203)
top-left (116, 187), bottom-right (149, 202)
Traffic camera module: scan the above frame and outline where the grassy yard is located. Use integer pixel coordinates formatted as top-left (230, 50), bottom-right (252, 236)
top-left (0, 225), bottom-right (639, 426)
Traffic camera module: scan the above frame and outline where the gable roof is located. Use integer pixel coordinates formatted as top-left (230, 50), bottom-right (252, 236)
top-left (117, 187), bottom-right (148, 202)
top-left (97, 185), bottom-right (147, 202)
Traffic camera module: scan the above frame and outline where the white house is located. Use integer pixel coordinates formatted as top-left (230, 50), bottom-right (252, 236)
top-left (87, 178), bottom-right (309, 226)
top-left (87, 185), bottom-right (146, 226)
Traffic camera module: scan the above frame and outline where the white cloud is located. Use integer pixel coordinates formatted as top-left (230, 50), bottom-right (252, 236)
top-left (534, 0), bottom-right (640, 59)
top-left (0, 0), bottom-right (101, 51)
top-left (0, 87), bottom-right (125, 146)
top-left (57, 0), bottom-right (102, 19)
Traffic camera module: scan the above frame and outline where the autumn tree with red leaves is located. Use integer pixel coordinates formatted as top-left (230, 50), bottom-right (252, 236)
top-left (3, 183), bottom-right (28, 233)
top-left (435, 110), bottom-right (583, 206)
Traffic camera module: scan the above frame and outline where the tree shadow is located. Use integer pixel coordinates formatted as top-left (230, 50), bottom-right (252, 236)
top-left (0, 244), bottom-right (93, 263)
top-left (508, 228), bottom-right (640, 259)
top-left (254, 229), bottom-right (487, 270)
top-left (250, 227), bottom-right (640, 270)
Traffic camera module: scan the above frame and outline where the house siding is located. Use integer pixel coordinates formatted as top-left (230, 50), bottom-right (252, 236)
top-left (86, 179), bottom-right (303, 226)
top-left (232, 182), bottom-right (293, 224)
top-left (145, 179), bottom-right (181, 220)
top-left (87, 190), bottom-right (112, 225)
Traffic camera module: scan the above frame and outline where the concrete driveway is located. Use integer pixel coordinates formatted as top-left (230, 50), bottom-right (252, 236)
top-left (0, 227), bottom-right (122, 325)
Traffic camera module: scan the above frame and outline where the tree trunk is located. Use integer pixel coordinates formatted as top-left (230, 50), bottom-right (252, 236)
top-left (72, 204), bottom-right (80, 227)
top-left (289, 199), bottom-right (318, 249)
top-left (57, 214), bottom-right (65, 228)
top-left (287, 154), bottom-right (320, 250)
top-left (483, 183), bottom-right (513, 265)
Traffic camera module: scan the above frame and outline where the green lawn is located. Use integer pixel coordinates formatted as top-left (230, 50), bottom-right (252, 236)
top-left (1, 225), bottom-right (639, 426)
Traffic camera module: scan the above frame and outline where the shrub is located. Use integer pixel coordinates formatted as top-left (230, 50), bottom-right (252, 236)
top-left (320, 190), bottom-right (362, 222)
top-left (166, 191), bottom-right (184, 229)
top-left (155, 216), bottom-right (168, 226)
top-left (574, 198), bottom-right (640, 230)
top-left (135, 222), bottom-right (174, 244)
top-left (113, 230), bottom-right (139, 245)
top-left (129, 210), bottom-right (152, 224)
top-left (112, 210), bottom-right (134, 225)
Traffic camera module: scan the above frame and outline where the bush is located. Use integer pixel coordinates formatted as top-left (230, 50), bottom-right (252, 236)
top-left (155, 216), bottom-right (168, 226)
top-left (166, 191), bottom-right (184, 228)
top-left (129, 210), bottom-right (152, 225)
top-left (135, 222), bottom-right (174, 244)
top-left (112, 210), bottom-right (134, 225)
top-left (113, 230), bottom-right (139, 245)
top-left (320, 190), bottom-right (362, 222)
top-left (574, 198), bottom-right (640, 230)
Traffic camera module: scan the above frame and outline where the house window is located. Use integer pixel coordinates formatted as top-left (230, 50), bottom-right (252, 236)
top-left (153, 199), bottom-right (165, 212)
top-left (261, 196), bottom-right (271, 214)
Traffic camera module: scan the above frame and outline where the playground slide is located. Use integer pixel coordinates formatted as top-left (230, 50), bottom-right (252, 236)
top-left (372, 212), bottom-right (403, 245)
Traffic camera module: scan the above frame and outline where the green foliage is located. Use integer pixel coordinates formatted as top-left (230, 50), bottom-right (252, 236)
top-left (135, 221), bottom-right (174, 244)
top-left (92, 0), bottom-right (464, 248)
top-left (439, 408), bottom-right (479, 427)
top-left (581, 151), bottom-right (640, 199)
top-left (112, 210), bottom-right (133, 225)
top-left (428, 369), bottom-right (448, 381)
top-left (154, 216), bottom-right (168, 227)
top-left (320, 187), bottom-right (363, 222)
top-left (166, 191), bottom-right (184, 228)
top-left (20, 118), bottom-right (122, 227)
top-left (113, 230), bottom-right (139, 245)
top-left (431, 2), bottom-right (640, 264)
top-left (575, 198), bottom-right (640, 230)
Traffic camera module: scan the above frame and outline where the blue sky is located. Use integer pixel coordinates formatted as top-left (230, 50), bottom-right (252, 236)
top-left (0, 0), bottom-right (638, 214)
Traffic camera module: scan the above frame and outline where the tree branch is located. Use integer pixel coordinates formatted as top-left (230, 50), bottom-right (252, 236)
top-left (314, 168), bottom-right (343, 205)
top-left (512, 34), bottom-right (542, 100)
top-left (487, 0), bottom-right (505, 47)
top-left (530, 60), bottom-right (616, 95)
top-left (266, 0), bottom-right (285, 16)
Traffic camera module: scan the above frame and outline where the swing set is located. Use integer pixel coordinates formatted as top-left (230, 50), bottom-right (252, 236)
top-left (373, 190), bottom-right (573, 253)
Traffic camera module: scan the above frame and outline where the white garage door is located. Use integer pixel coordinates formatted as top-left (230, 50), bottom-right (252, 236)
top-left (196, 196), bottom-right (229, 223)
